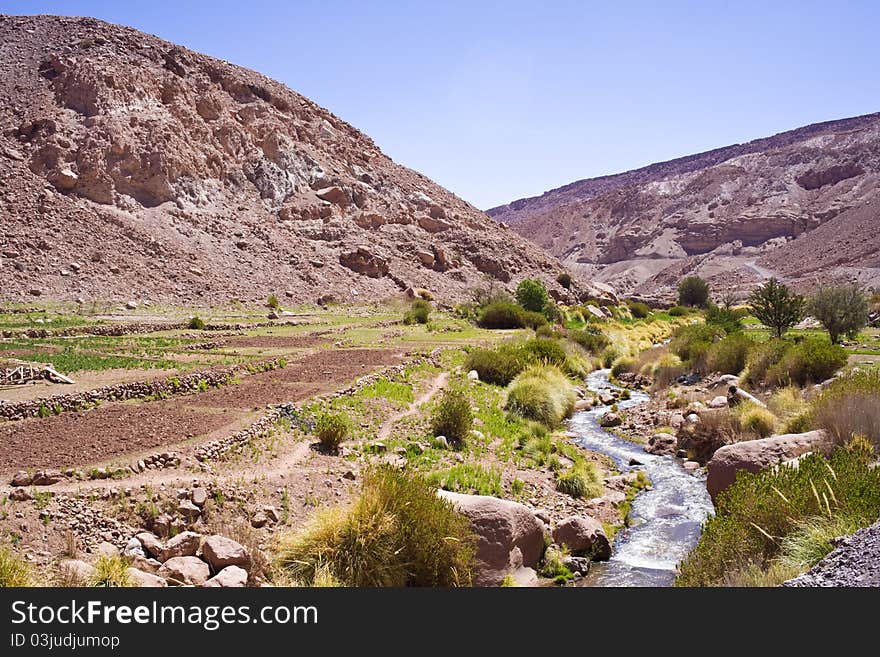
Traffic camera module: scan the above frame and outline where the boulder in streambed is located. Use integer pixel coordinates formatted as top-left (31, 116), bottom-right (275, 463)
top-left (438, 490), bottom-right (546, 586)
top-left (551, 515), bottom-right (611, 561)
top-left (706, 430), bottom-right (831, 501)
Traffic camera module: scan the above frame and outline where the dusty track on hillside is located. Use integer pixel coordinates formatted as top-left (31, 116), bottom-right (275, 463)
top-left (0, 348), bottom-right (404, 474)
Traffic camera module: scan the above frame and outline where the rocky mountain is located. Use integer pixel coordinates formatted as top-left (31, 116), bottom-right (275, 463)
top-left (488, 113), bottom-right (880, 301)
top-left (0, 14), bottom-right (569, 306)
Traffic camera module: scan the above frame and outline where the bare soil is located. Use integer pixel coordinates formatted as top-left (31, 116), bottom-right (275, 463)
top-left (0, 348), bottom-right (403, 474)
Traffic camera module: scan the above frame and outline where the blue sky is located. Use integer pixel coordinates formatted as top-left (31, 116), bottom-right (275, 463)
top-left (4, 1), bottom-right (879, 208)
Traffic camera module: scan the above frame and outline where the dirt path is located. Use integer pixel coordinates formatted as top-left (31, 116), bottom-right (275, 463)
top-left (376, 372), bottom-right (448, 440)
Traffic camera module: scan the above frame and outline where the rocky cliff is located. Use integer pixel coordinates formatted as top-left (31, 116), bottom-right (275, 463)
top-left (488, 113), bottom-right (880, 300)
top-left (0, 14), bottom-right (568, 305)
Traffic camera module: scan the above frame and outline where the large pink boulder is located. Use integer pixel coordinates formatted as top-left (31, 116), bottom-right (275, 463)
top-left (706, 430), bottom-right (830, 501)
top-left (552, 516), bottom-right (611, 560)
top-left (438, 491), bottom-right (546, 586)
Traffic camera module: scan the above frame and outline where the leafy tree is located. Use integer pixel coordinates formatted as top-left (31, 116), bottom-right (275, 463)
top-left (678, 276), bottom-right (710, 308)
top-left (515, 278), bottom-right (549, 313)
top-left (810, 284), bottom-right (869, 344)
top-left (748, 278), bottom-right (805, 338)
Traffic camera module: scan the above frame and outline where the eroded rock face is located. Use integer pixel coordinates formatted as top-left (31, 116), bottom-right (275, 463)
top-left (438, 490), bottom-right (546, 587)
top-left (488, 113), bottom-right (880, 299)
top-left (706, 430), bottom-right (831, 501)
top-left (0, 15), bottom-right (571, 306)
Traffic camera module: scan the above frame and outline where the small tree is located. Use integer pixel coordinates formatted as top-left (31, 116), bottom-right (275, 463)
top-left (810, 284), bottom-right (869, 344)
top-left (748, 278), bottom-right (805, 338)
top-left (515, 279), bottom-right (549, 313)
top-left (678, 276), bottom-right (710, 308)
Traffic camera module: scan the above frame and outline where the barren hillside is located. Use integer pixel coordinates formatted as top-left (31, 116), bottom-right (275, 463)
top-left (488, 113), bottom-right (880, 300)
top-left (0, 14), bottom-right (569, 305)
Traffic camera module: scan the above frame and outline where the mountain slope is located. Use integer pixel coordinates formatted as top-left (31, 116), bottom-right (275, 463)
top-left (0, 14), bottom-right (568, 305)
top-left (488, 113), bottom-right (880, 299)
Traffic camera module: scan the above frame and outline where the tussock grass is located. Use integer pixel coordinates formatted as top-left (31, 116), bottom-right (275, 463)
top-left (555, 463), bottom-right (603, 499)
top-left (430, 388), bottom-right (473, 445)
top-left (505, 365), bottom-right (576, 427)
top-left (89, 555), bottom-right (133, 587)
top-left (0, 546), bottom-right (33, 587)
top-left (812, 369), bottom-right (880, 449)
top-left (732, 402), bottom-right (777, 438)
top-left (274, 466), bottom-right (476, 587)
top-left (315, 412), bottom-right (351, 451)
top-left (427, 463), bottom-right (502, 496)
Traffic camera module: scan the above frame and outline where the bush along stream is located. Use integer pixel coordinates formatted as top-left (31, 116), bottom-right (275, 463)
top-left (572, 370), bottom-right (714, 586)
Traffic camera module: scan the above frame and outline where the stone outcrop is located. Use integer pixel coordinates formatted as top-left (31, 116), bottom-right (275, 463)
top-left (438, 490), bottom-right (546, 587)
top-left (706, 430), bottom-right (831, 501)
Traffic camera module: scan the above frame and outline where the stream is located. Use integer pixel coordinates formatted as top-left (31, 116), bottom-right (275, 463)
top-left (571, 369), bottom-right (714, 587)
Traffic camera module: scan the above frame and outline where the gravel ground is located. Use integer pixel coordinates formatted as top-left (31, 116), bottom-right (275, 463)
top-left (784, 520), bottom-right (880, 587)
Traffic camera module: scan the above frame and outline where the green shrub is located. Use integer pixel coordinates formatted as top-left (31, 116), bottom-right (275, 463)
top-left (427, 464), bottom-right (502, 496)
top-left (555, 463), bottom-right (603, 499)
top-left (505, 366), bottom-right (576, 427)
top-left (706, 333), bottom-right (753, 375)
top-left (430, 389), bottom-right (473, 445)
top-left (556, 272), bottom-right (572, 289)
top-left (274, 466), bottom-right (476, 586)
top-left (767, 338), bottom-right (847, 387)
top-left (812, 369), bottom-right (880, 449)
top-left (705, 303), bottom-right (745, 333)
top-left (188, 316), bottom-right (205, 330)
top-left (515, 278), bottom-right (549, 313)
top-left (316, 412), bottom-right (351, 451)
top-left (668, 305), bottom-right (691, 317)
top-left (678, 276), bottom-right (710, 308)
top-left (744, 339), bottom-right (791, 387)
top-left (520, 310), bottom-right (549, 330)
top-left (478, 302), bottom-right (526, 329)
top-left (568, 328), bottom-right (610, 354)
top-left (267, 295), bottom-right (280, 309)
top-left (520, 338), bottom-right (567, 366)
top-left (627, 300), bottom-right (651, 319)
top-left (675, 446), bottom-right (880, 587)
top-left (464, 347), bottom-right (523, 386)
top-left (0, 546), bottom-right (32, 586)
top-left (670, 323), bottom-right (724, 371)
top-left (748, 277), bottom-right (804, 338)
top-left (535, 324), bottom-right (556, 338)
top-left (403, 299), bottom-right (432, 325)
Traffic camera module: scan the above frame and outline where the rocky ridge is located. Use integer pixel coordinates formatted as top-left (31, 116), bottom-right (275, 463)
top-left (488, 112), bottom-right (880, 301)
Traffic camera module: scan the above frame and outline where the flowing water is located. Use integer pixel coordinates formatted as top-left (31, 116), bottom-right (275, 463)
top-left (572, 369), bottom-right (714, 586)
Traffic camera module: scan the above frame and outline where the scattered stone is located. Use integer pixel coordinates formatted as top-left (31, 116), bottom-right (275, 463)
top-left (160, 531), bottom-right (201, 561)
top-left (11, 471), bottom-right (32, 487)
top-left (159, 556), bottom-right (210, 586)
top-left (191, 487), bottom-right (207, 507)
top-left (563, 555), bottom-right (592, 576)
top-left (125, 301), bottom-right (138, 310)
top-left (467, 369), bottom-right (479, 381)
top-left (135, 532), bottom-right (164, 559)
top-left (574, 399), bottom-right (593, 411)
top-left (628, 457), bottom-right (643, 466)
top-left (202, 536), bottom-right (252, 572)
top-left (59, 559), bottom-right (96, 584)
top-left (342, 469), bottom-right (356, 481)
top-left (127, 567), bottom-right (167, 587)
top-left (250, 511), bottom-right (269, 528)
top-left (32, 469), bottom-right (63, 486)
top-left (122, 537), bottom-right (146, 559)
top-left (151, 514), bottom-right (172, 539)
top-left (708, 395), bottom-right (729, 409)
top-left (645, 432), bottom-right (677, 456)
top-left (96, 541), bottom-right (119, 558)
top-left (10, 488), bottom-right (32, 501)
top-left (203, 565), bottom-right (248, 588)
top-left (177, 499), bottom-right (201, 522)
top-left (682, 461), bottom-right (700, 471)
top-left (599, 413), bottom-right (622, 428)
